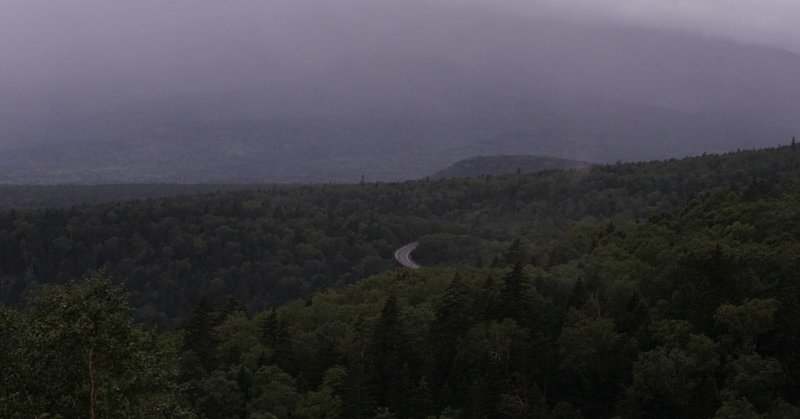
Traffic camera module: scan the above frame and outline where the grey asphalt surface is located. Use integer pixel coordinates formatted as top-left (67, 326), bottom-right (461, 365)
top-left (394, 242), bottom-right (421, 269)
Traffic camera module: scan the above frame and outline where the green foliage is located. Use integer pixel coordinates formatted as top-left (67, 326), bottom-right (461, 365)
top-left (3, 145), bottom-right (800, 416)
top-left (0, 274), bottom-right (191, 418)
top-left (715, 299), bottom-right (780, 353)
top-left (248, 365), bottom-right (299, 418)
top-left (3, 145), bottom-right (800, 326)
top-left (714, 398), bottom-right (760, 419)
top-left (624, 320), bottom-right (719, 418)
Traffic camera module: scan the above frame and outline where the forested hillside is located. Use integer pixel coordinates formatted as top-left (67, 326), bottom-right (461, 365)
top-left (0, 183), bottom-right (266, 210)
top-left (5, 0), bottom-right (800, 417)
top-left (430, 155), bottom-right (591, 179)
top-left (2, 145), bottom-right (800, 329)
top-left (3, 145), bottom-right (800, 417)
top-left (163, 181), bottom-right (800, 418)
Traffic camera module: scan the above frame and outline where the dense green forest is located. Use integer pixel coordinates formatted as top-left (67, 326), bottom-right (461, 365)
top-left (0, 154), bottom-right (580, 210)
top-left (2, 145), bottom-right (799, 326)
top-left (3, 144), bottom-right (800, 417)
top-left (0, 153), bottom-right (583, 211)
top-left (0, 184), bottom-right (270, 211)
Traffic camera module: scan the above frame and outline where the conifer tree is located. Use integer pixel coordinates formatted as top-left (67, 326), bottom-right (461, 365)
top-left (504, 239), bottom-right (528, 266)
top-left (498, 263), bottom-right (533, 324)
top-left (182, 297), bottom-right (219, 374)
top-left (341, 361), bottom-right (376, 419)
top-left (260, 309), bottom-right (293, 371)
top-left (370, 295), bottom-right (409, 414)
top-left (430, 273), bottom-right (472, 393)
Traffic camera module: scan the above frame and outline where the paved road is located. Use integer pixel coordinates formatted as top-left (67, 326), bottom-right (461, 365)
top-left (394, 242), bottom-right (421, 269)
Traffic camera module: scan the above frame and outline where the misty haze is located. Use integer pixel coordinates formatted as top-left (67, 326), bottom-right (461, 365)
top-left (3, 1), bottom-right (800, 418)
top-left (1, 0), bottom-right (798, 183)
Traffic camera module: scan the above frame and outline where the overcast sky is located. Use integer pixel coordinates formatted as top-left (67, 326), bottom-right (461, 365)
top-left (1, 0), bottom-right (798, 180)
top-left (3, 0), bottom-right (798, 49)
top-left (484, 0), bottom-right (800, 53)
top-left (1, 0), bottom-right (798, 100)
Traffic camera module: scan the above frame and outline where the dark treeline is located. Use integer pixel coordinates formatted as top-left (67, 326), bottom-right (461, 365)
top-left (0, 183), bottom-right (277, 210)
top-left (429, 155), bottom-right (591, 179)
top-left (167, 181), bottom-right (800, 418)
top-left (2, 145), bottom-right (800, 328)
top-left (3, 174), bottom-right (800, 417)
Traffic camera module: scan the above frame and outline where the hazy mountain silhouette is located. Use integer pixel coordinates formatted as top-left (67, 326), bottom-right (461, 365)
top-left (431, 155), bottom-right (591, 179)
top-left (0, 9), bottom-right (797, 183)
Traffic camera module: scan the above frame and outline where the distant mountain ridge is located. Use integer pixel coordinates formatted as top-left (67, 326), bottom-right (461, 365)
top-left (1, 8), bottom-right (798, 183)
top-left (431, 155), bottom-right (591, 179)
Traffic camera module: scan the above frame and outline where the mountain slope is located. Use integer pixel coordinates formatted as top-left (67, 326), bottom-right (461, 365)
top-left (1, 10), bottom-right (798, 183)
top-left (430, 155), bottom-right (591, 179)
top-left (2, 144), bottom-right (800, 326)
top-left (7, 151), bottom-right (800, 416)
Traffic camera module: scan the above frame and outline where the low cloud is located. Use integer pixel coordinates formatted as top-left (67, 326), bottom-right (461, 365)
top-left (1, 0), bottom-right (798, 116)
top-left (464, 0), bottom-right (800, 53)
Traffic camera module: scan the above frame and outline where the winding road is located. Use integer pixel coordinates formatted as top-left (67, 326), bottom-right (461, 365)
top-left (394, 242), bottom-right (421, 269)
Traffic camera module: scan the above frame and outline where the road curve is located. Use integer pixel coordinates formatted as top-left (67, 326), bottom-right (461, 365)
top-left (394, 242), bottom-right (421, 269)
